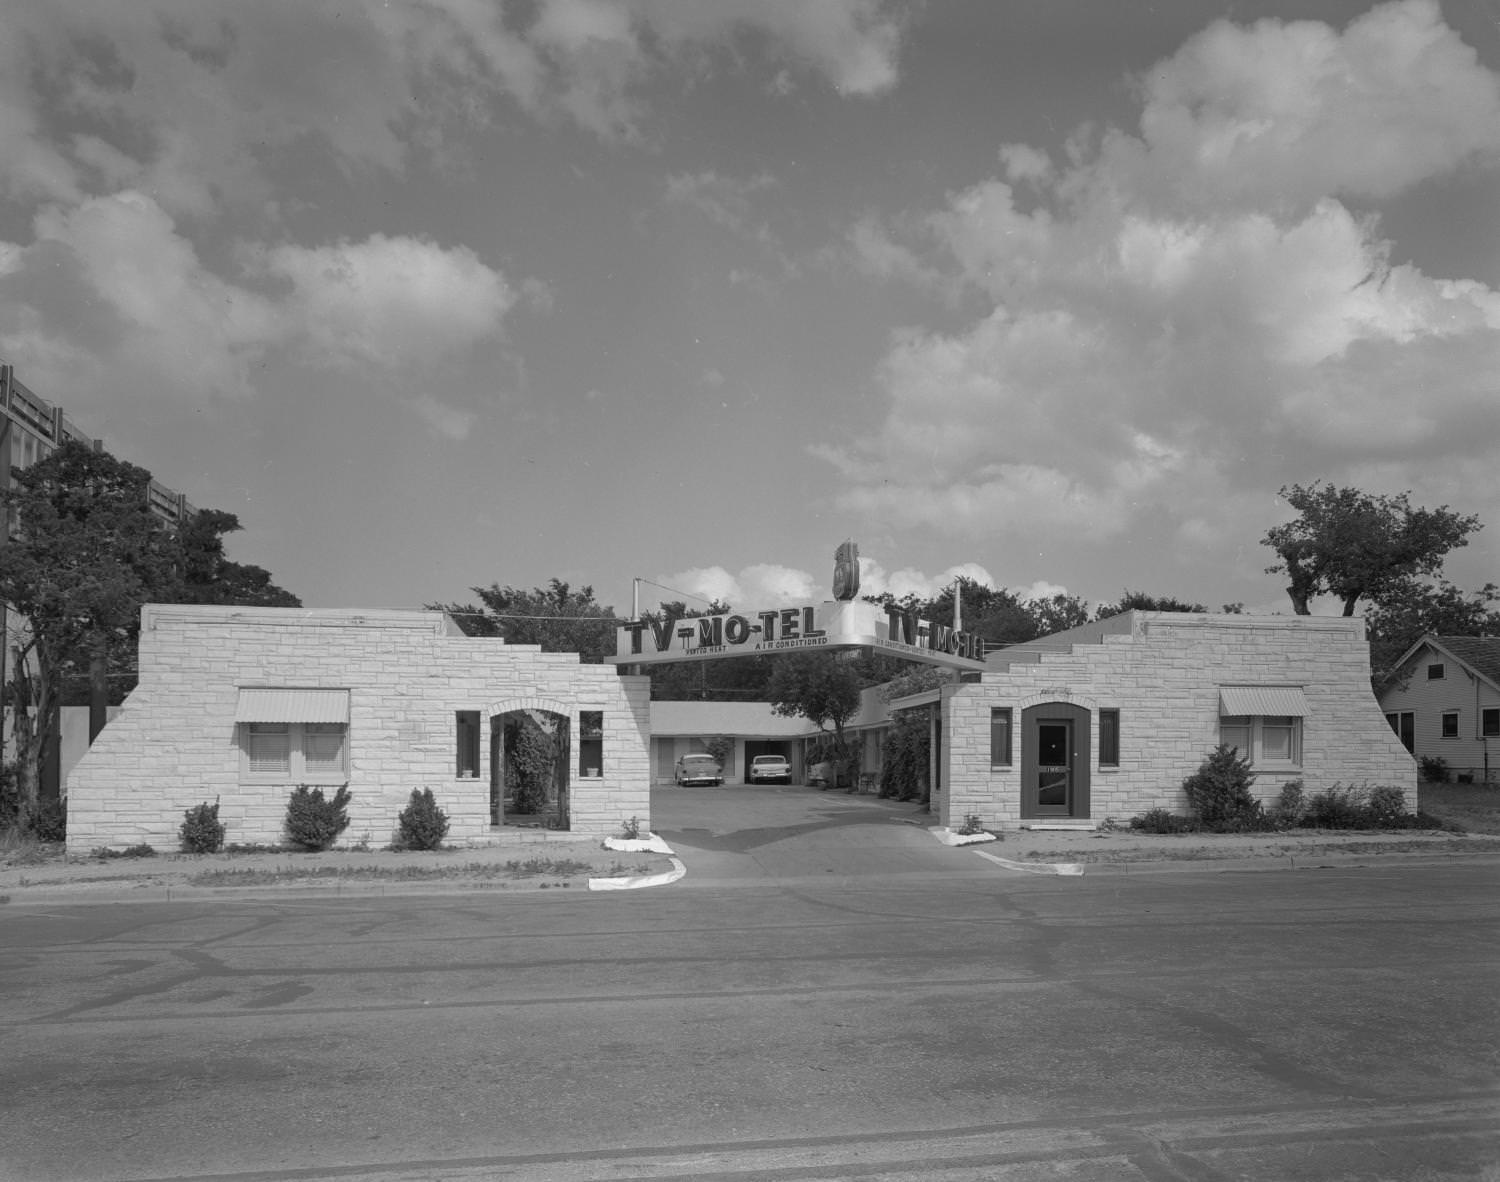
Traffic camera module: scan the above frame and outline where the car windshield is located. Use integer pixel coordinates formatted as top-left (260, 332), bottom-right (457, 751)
top-left (682, 755), bottom-right (716, 765)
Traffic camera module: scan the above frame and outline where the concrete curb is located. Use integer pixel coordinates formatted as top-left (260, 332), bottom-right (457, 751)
top-left (928, 826), bottom-right (999, 847)
top-left (588, 855), bottom-right (688, 891)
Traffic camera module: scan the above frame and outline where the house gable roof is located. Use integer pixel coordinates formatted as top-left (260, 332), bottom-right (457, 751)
top-left (1391, 634), bottom-right (1500, 695)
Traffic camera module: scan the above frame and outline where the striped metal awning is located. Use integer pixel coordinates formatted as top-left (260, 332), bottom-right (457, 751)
top-left (1218, 686), bottom-right (1309, 716)
top-left (235, 688), bottom-right (349, 724)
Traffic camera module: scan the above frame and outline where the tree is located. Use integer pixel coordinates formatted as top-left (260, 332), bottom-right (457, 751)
top-left (1096, 590), bottom-right (1207, 619)
top-left (1263, 483), bottom-right (1482, 616)
top-left (1365, 580), bottom-right (1500, 686)
top-left (0, 442), bottom-right (301, 831)
top-left (0, 442), bottom-right (178, 830)
top-left (176, 509), bottom-right (300, 607)
top-left (766, 651), bottom-right (863, 756)
top-left (433, 579), bottom-right (618, 663)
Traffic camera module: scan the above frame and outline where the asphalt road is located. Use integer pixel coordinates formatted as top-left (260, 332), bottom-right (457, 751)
top-left (2, 800), bottom-right (1498, 1181)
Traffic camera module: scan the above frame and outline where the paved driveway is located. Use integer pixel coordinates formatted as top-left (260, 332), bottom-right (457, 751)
top-left (653, 782), bottom-right (984, 887)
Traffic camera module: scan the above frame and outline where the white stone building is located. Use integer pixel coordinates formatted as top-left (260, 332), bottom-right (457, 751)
top-left (914, 611), bottom-right (1417, 830)
top-left (65, 606), bottom-right (1416, 852)
top-left (65, 605), bottom-right (652, 854)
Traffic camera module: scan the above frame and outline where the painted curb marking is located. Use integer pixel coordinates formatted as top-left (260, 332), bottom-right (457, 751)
top-left (973, 848), bottom-right (1086, 876)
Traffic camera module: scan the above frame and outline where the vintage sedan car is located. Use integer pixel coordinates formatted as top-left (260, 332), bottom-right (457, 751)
top-left (674, 753), bottom-right (724, 786)
top-left (748, 754), bottom-right (792, 784)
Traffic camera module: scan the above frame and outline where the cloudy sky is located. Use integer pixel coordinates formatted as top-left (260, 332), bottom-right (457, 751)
top-left (2, 0), bottom-right (1497, 619)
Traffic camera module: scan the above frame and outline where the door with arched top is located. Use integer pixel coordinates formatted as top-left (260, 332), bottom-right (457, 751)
top-left (1021, 703), bottom-right (1091, 820)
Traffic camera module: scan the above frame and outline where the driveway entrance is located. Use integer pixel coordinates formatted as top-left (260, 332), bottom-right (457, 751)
top-left (653, 782), bottom-right (968, 885)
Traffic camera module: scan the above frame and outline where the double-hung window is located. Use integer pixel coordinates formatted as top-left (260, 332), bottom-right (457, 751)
top-left (237, 689), bottom-right (349, 783)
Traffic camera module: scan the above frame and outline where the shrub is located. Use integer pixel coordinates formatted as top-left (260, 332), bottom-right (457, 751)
top-left (1269, 779), bottom-right (1306, 829)
top-left (1418, 756), bottom-right (1449, 784)
top-left (1366, 785), bottom-right (1409, 826)
top-left (1130, 808), bottom-right (1198, 834)
top-left (879, 711), bottom-right (930, 803)
top-left (394, 788), bottom-right (449, 851)
top-left (95, 843), bottom-right (156, 859)
top-left (957, 814), bottom-right (984, 836)
top-left (620, 815), bottom-right (641, 841)
top-left (29, 799), bottom-right (67, 842)
top-left (1182, 746), bottom-right (1261, 828)
top-left (506, 715), bottom-right (554, 815)
top-left (285, 784), bottom-right (352, 851)
top-left (1303, 783), bottom-right (1364, 829)
top-left (179, 799), bottom-right (226, 854)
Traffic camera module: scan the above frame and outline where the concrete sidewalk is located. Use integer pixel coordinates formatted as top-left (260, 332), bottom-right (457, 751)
top-left (4, 782), bottom-right (1495, 902)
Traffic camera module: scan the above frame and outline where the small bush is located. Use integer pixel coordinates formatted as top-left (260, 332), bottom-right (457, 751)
top-left (285, 784), bottom-right (353, 851)
top-left (29, 799), bottom-right (67, 843)
top-left (94, 844), bottom-right (156, 860)
top-left (179, 799), bottom-right (226, 854)
top-left (620, 815), bottom-right (641, 841)
top-left (394, 788), bottom-right (449, 851)
top-left (1418, 756), bottom-right (1449, 784)
top-left (1303, 783), bottom-right (1365, 829)
top-left (1269, 779), bottom-right (1306, 829)
top-left (1366, 785), bottom-right (1409, 826)
top-left (957, 814), bottom-right (984, 836)
top-left (1182, 746), bottom-right (1260, 828)
top-left (1130, 808), bottom-right (1198, 834)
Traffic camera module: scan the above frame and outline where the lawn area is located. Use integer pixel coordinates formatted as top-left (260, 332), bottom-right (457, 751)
top-left (1419, 781), bottom-right (1500, 834)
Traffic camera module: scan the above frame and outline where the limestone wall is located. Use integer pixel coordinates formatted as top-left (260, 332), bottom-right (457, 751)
top-left (66, 606), bottom-right (651, 852)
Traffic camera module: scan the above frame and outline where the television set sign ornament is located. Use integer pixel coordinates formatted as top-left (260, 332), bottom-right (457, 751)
top-left (832, 541), bottom-right (860, 601)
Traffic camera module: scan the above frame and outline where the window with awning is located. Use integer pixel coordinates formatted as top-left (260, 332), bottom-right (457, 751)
top-left (236, 690), bottom-right (349, 782)
top-left (1218, 687), bottom-right (1305, 767)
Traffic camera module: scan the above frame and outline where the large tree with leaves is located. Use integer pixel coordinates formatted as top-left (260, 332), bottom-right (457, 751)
top-left (0, 441), bottom-right (300, 830)
top-left (177, 509), bottom-right (301, 607)
top-left (432, 579), bottom-right (619, 664)
top-left (766, 650), bottom-right (864, 756)
top-left (1262, 483), bottom-right (1482, 616)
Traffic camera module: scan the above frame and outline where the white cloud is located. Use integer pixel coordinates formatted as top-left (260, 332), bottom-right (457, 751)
top-left (409, 394), bottom-right (477, 441)
top-left (0, 191), bottom-right (281, 401)
top-left (653, 557), bottom-right (1001, 610)
top-left (0, 0), bottom-right (908, 230)
top-left (246, 234), bottom-right (514, 371)
top-left (818, 0), bottom-right (1500, 552)
top-left (0, 191), bottom-right (514, 412)
top-left (1120, 0), bottom-right (1500, 210)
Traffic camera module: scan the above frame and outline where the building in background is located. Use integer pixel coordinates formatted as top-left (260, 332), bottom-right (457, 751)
top-left (1377, 635), bottom-right (1500, 785)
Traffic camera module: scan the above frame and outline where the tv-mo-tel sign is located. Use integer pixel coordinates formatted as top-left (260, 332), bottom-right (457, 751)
top-left (611, 600), bottom-right (986, 672)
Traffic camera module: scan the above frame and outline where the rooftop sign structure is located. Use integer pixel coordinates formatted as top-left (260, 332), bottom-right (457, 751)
top-left (614, 544), bottom-right (987, 671)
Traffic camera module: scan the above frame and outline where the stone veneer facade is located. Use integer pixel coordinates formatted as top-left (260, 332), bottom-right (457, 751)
top-left (66, 605), bottom-right (652, 853)
top-left (933, 612), bottom-right (1416, 831)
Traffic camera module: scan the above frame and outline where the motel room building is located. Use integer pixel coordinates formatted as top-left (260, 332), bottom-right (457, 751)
top-left (63, 604), bottom-right (1417, 853)
top-left (911, 611), bottom-right (1416, 831)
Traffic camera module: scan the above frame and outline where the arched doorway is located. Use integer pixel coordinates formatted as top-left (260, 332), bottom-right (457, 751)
top-left (1020, 702), bottom-right (1091, 820)
top-left (488, 701), bottom-right (572, 830)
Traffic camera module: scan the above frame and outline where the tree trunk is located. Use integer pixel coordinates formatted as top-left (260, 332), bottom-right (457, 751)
top-left (1286, 585), bottom-right (1311, 615)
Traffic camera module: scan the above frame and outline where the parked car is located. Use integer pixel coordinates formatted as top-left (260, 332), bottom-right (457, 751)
top-left (748, 754), bottom-right (792, 784)
top-left (674, 753), bottom-right (723, 786)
